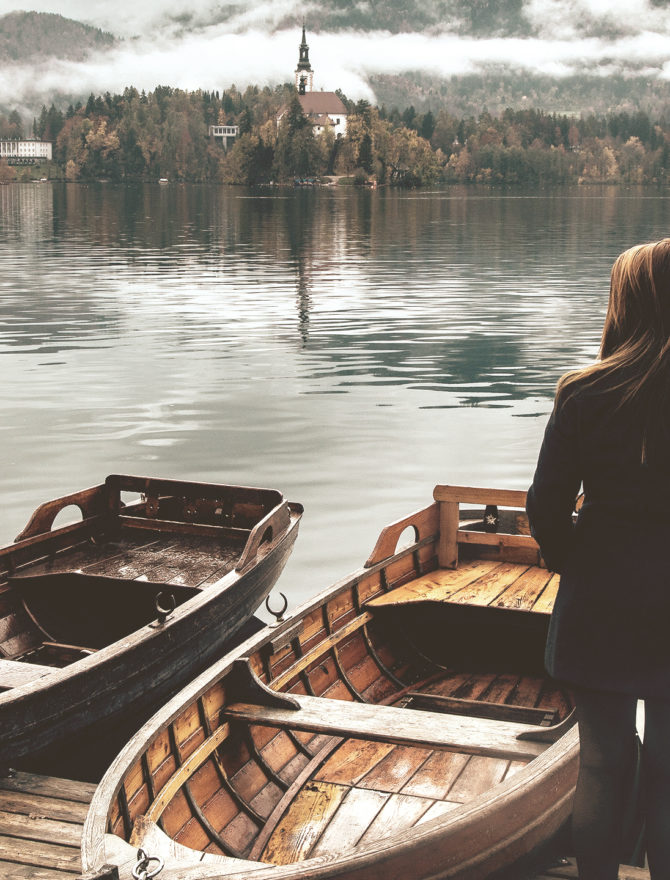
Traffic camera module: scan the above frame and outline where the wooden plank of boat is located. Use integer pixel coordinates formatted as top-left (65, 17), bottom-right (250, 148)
top-left (222, 664), bottom-right (545, 761)
top-left (0, 474), bottom-right (302, 768)
top-left (0, 659), bottom-right (53, 689)
top-left (80, 484), bottom-right (580, 880)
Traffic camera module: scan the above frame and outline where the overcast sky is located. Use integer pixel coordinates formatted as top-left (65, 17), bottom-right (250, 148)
top-left (2, 0), bottom-right (670, 107)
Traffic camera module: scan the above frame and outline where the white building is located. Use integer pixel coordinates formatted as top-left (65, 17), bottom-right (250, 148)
top-left (0, 139), bottom-right (52, 162)
top-left (208, 125), bottom-right (239, 149)
top-left (277, 26), bottom-right (348, 138)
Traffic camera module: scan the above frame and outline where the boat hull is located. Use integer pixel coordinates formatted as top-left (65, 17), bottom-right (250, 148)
top-left (0, 475), bottom-right (302, 768)
top-left (81, 486), bottom-right (578, 880)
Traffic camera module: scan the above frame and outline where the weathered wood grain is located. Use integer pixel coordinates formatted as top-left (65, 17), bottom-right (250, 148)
top-left (223, 694), bottom-right (545, 760)
top-left (533, 572), bottom-right (560, 614)
top-left (494, 566), bottom-right (554, 611)
top-left (365, 561), bottom-right (504, 608)
top-left (0, 833), bottom-right (81, 871)
top-left (310, 787), bottom-right (389, 856)
top-left (0, 809), bottom-right (82, 847)
top-left (314, 740), bottom-right (395, 786)
top-left (399, 751), bottom-right (471, 800)
top-left (0, 659), bottom-right (53, 689)
top-left (447, 755), bottom-right (510, 802)
top-left (0, 862), bottom-right (79, 879)
top-left (433, 486), bottom-right (528, 507)
top-left (0, 791), bottom-right (90, 824)
top-left (261, 780), bottom-right (348, 864)
top-left (356, 745), bottom-right (432, 793)
top-left (447, 563), bottom-right (531, 606)
top-left (356, 792), bottom-right (434, 846)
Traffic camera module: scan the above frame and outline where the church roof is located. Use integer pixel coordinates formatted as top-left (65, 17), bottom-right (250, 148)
top-left (298, 92), bottom-right (347, 116)
top-left (310, 114), bottom-right (336, 127)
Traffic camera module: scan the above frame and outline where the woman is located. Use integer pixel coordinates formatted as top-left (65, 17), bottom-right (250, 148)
top-left (527, 239), bottom-right (670, 880)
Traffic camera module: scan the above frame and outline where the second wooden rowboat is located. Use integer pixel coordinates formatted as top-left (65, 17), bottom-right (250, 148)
top-left (0, 474), bottom-right (302, 768)
top-left (80, 485), bottom-right (578, 880)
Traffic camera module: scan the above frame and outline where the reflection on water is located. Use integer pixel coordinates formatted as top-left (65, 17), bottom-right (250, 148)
top-left (2, 182), bottom-right (670, 603)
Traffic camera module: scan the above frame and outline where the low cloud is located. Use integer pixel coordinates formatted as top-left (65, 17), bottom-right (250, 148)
top-left (3, 0), bottom-right (670, 110)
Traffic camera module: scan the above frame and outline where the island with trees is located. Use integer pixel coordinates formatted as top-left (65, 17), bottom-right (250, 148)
top-left (1, 83), bottom-right (670, 187)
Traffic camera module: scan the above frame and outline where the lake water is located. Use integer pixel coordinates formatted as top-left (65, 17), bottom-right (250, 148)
top-left (2, 182), bottom-right (670, 610)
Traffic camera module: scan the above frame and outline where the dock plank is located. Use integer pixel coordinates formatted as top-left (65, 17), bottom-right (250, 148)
top-left (0, 833), bottom-right (81, 871)
top-left (0, 863), bottom-right (79, 879)
top-left (0, 790), bottom-right (89, 824)
top-left (0, 773), bottom-right (91, 878)
top-left (0, 772), bottom-right (96, 803)
top-left (0, 809), bottom-right (82, 847)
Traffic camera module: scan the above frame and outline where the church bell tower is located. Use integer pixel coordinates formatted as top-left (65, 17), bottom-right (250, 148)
top-left (295, 23), bottom-right (314, 94)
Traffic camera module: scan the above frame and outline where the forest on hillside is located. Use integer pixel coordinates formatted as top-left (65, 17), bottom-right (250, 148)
top-left (0, 11), bottom-right (115, 63)
top-left (2, 83), bottom-right (670, 187)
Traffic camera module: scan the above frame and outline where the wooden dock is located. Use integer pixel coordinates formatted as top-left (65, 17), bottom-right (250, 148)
top-left (0, 770), bottom-right (94, 879)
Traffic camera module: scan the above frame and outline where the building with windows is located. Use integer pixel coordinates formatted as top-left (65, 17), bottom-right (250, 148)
top-left (208, 125), bottom-right (239, 149)
top-left (0, 139), bottom-right (52, 164)
top-left (278, 26), bottom-right (348, 138)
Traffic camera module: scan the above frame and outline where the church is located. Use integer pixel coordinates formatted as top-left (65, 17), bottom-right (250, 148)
top-left (277, 26), bottom-right (348, 138)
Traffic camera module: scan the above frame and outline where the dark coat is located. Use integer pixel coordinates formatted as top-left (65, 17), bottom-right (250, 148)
top-left (527, 378), bottom-right (670, 698)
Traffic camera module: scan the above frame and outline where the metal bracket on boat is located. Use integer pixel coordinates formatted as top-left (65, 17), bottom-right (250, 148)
top-left (516, 708), bottom-right (577, 743)
top-left (132, 848), bottom-right (164, 879)
top-left (150, 592), bottom-right (176, 628)
top-left (265, 591), bottom-right (288, 626)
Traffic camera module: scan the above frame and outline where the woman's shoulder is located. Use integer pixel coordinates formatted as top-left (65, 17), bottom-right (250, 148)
top-left (557, 366), bottom-right (627, 408)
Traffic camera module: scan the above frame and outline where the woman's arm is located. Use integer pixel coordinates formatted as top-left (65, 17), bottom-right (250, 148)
top-left (527, 394), bottom-right (582, 573)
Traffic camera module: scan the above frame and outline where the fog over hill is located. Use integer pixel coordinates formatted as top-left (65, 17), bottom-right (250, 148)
top-left (2, 1), bottom-right (670, 118)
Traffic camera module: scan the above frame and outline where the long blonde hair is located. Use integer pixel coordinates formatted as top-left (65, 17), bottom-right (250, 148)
top-left (556, 239), bottom-right (670, 461)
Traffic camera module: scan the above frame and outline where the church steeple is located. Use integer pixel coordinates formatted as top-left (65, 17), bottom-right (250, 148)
top-left (295, 22), bottom-right (313, 93)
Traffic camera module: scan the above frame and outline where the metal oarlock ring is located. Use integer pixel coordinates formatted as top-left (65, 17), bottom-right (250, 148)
top-left (132, 847), bottom-right (164, 879)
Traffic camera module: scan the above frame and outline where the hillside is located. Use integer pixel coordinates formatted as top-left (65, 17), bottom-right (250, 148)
top-left (370, 71), bottom-right (670, 119)
top-left (277, 0), bottom-right (531, 36)
top-left (0, 11), bottom-right (115, 63)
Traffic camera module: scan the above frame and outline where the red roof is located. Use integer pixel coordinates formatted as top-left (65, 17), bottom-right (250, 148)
top-left (298, 92), bottom-right (347, 116)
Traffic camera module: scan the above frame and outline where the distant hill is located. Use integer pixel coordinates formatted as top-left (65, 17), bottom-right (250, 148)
top-left (294, 0), bottom-right (531, 37)
top-left (0, 11), bottom-right (116, 63)
top-left (176, 0), bottom-right (531, 38)
top-left (370, 71), bottom-right (670, 118)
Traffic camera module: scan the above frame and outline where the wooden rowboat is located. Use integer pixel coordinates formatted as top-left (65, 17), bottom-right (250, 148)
top-left (0, 474), bottom-right (302, 768)
top-left (80, 485), bottom-right (578, 880)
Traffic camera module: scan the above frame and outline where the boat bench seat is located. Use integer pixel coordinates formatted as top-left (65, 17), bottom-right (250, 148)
top-left (0, 658), bottom-right (53, 689)
top-left (224, 692), bottom-right (545, 761)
